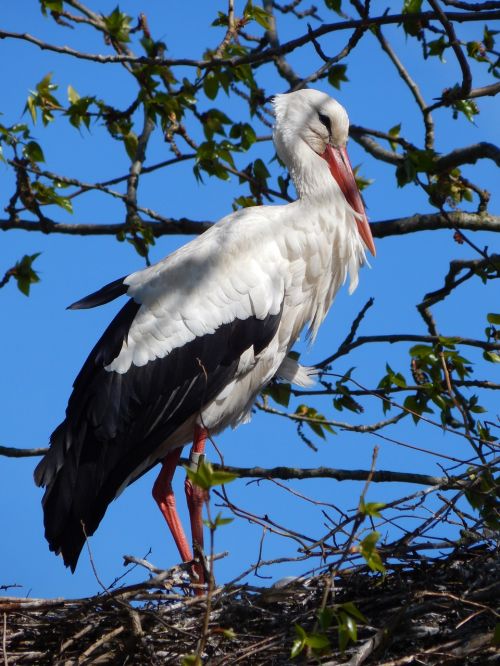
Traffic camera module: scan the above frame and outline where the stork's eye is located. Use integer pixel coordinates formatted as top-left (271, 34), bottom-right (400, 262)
top-left (318, 113), bottom-right (331, 133)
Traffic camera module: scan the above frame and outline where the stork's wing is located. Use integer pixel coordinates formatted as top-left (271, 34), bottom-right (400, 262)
top-left (34, 218), bottom-right (285, 571)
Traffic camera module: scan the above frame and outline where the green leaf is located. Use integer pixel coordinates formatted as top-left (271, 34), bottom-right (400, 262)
top-left (403, 0), bottom-right (423, 12)
top-left (103, 6), bottom-right (132, 43)
top-left (305, 633), bottom-right (330, 650)
top-left (324, 0), bottom-right (343, 14)
top-left (359, 499), bottom-right (386, 518)
top-left (338, 625), bottom-right (350, 653)
top-left (493, 623), bottom-right (500, 646)
top-left (32, 181), bottom-right (73, 213)
top-left (452, 99), bottom-right (479, 123)
top-left (318, 607), bottom-right (334, 631)
top-left (13, 252), bottom-right (41, 297)
top-left (26, 95), bottom-right (37, 124)
top-left (342, 611), bottom-right (357, 642)
top-left (26, 73), bottom-right (61, 126)
top-left (203, 511), bottom-right (234, 529)
top-left (483, 350), bottom-right (500, 363)
top-left (212, 11), bottom-right (228, 27)
top-left (341, 601), bottom-right (367, 624)
top-left (214, 512), bottom-right (234, 527)
top-left (404, 394), bottom-right (433, 424)
top-left (244, 2), bottom-right (272, 30)
top-left (123, 132), bottom-right (138, 159)
top-left (291, 625), bottom-right (306, 658)
top-left (328, 64), bottom-right (349, 90)
top-left (265, 382), bottom-right (291, 408)
top-left (388, 123), bottom-right (401, 151)
top-left (487, 313), bottom-right (500, 325)
top-left (203, 72), bottom-right (219, 100)
top-left (185, 460), bottom-right (237, 491)
top-left (353, 164), bottom-right (373, 191)
top-left (181, 655), bottom-right (202, 666)
top-left (402, 0), bottom-right (423, 36)
top-left (211, 470), bottom-right (238, 485)
top-left (428, 36), bottom-right (448, 60)
top-left (67, 84), bottom-right (80, 105)
top-left (483, 26), bottom-right (497, 51)
top-left (23, 141), bottom-right (45, 163)
top-left (291, 624), bottom-right (329, 657)
top-left (253, 158), bottom-right (270, 180)
top-left (359, 531), bottom-right (386, 574)
top-left (40, 0), bottom-right (63, 13)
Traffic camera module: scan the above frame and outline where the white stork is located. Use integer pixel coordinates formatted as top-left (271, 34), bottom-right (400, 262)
top-left (34, 89), bottom-right (376, 583)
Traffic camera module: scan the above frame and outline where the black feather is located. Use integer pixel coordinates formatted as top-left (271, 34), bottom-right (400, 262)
top-left (35, 299), bottom-right (282, 571)
top-left (67, 276), bottom-right (128, 310)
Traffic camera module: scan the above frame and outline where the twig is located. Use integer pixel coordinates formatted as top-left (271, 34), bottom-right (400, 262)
top-left (368, 18), bottom-right (434, 148)
top-left (2, 613), bottom-right (8, 666)
top-left (428, 0), bottom-right (472, 97)
top-left (76, 626), bottom-right (124, 664)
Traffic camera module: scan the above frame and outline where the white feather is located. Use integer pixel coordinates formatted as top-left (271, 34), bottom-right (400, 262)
top-left (106, 89), bottom-right (368, 442)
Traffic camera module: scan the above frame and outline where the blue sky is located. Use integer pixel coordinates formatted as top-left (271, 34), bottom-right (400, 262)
top-left (1, 2), bottom-right (497, 599)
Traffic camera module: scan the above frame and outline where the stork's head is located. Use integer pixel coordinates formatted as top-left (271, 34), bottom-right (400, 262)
top-left (273, 89), bottom-right (376, 257)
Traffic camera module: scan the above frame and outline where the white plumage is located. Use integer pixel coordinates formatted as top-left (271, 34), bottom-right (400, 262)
top-left (35, 88), bottom-right (376, 578)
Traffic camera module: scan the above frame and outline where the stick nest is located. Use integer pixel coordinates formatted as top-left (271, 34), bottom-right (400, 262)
top-left (2, 544), bottom-right (499, 665)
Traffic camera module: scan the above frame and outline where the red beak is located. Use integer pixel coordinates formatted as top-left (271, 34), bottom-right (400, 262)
top-left (321, 144), bottom-right (376, 257)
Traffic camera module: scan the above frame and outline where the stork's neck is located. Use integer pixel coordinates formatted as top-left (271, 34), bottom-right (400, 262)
top-left (286, 140), bottom-right (339, 200)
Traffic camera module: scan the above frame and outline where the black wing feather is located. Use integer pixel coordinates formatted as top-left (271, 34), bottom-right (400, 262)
top-left (67, 276), bottom-right (128, 310)
top-left (35, 297), bottom-right (282, 571)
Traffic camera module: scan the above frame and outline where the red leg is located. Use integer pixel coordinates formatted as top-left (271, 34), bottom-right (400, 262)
top-left (185, 425), bottom-right (209, 584)
top-left (152, 447), bottom-right (193, 564)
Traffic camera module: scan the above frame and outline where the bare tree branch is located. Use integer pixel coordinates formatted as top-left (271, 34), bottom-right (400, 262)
top-left (1, 212), bottom-right (497, 240)
top-left (434, 142), bottom-right (500, 171)
top-left (370, 212), bottom-right (500, 238)
top-left (428, 0), bottom-right (472, 97)
top-left (318, 330), bottom-right (500, 367)
top-left (1, 10), bottom-right (499, 69)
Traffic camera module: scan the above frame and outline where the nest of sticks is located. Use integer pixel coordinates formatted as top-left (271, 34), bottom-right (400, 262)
top-left (2, 543), bottom-right (499, 665)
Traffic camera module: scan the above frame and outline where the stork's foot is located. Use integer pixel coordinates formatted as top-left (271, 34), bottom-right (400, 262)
top-left (185, 475), bottom-right (209, 590)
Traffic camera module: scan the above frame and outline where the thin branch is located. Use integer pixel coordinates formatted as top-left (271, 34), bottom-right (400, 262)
top-left (467, 81), bottom-right (500, 99)
top-left (428, 0), bottom-right (472, 97)
top-left (264, 0), bottom-right (303, 87)
top-left (258, 401), bottom-right (408, 433)
top-left (442, 1), bottom-right (500, 9)
top-left (1, 10), bottom-right (499, 69)
top-left (349, 129), bottom-right (403, 166)
top-left (421, 255), bottom-right (500, 309)
top-left (351, 129), bottom-right (499, 172)
top-left (292, 379), bottom-right (500, 398)
top-left (372, 26), bottom-right (434, 149)
top-left (426, 81), bottom-right (500, 113)
top-left (319, 331), bottom-right (500, 367)
top-left (291, 22), bottom-right (366, 90)
top-left (434, 142), bottom-right (500, 171)
top-left (0, 216), bottom-right (211, 237)
top-left (1, 212), bottom-right (497, 240)
top-left (190, 461), bottom-right (459, 488)
top-left (369, 212), bottom-right (500, 238)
